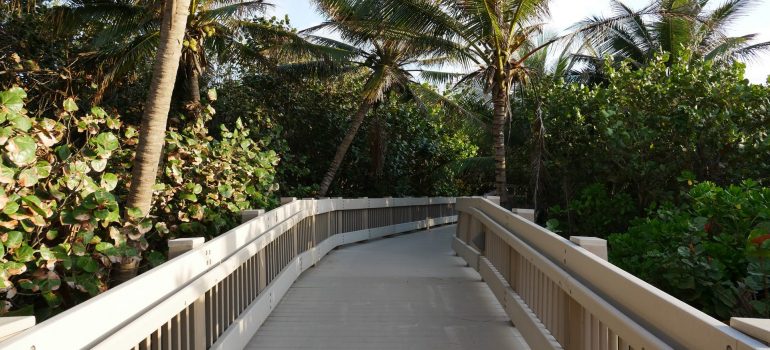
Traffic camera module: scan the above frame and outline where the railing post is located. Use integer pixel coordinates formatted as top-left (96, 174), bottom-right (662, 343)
top-left (167, 237), bottom-right (206, 349)
top-left (569, 236), bottom-right (608, 260)
top-left (168, 237), bottom-right (205, 260)
top-left (360, 197), bottom-right (369, 231)
top-left (484, 195), bottom-right (501, 205)
top-left (241, 209), bottom-right (265, 223)
top-left (385, 197), bottom-right (393, 227)
top-left (280, 197), bottom-right (297, 205)
top-left (730, 318), bottom-right (770, 344)
top-left (512, 208), bottom-right (535, 222)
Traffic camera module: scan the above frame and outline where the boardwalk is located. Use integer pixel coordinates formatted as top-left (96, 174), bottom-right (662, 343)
top-left (246, 225), bottom-right (529, 350)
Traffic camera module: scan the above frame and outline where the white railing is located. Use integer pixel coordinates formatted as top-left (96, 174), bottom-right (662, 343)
top-left (453, 197), bottom-right (768, 350)
top-left (0, 197), bottom-right (457, 350)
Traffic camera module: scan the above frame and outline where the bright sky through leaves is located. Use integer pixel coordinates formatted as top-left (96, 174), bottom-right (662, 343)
top-left (270, 0), bottom-right (770, 83)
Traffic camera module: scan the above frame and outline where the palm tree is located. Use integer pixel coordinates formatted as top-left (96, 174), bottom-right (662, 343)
top-left (51, 0), bottom-right (270, 107)
top-left (578, 0), bottom-right (770, 69)
top-left (305, 0), bottom-right (469, 197)
top-left (127, 0), bottom-right (190, 217)
top-left (368, 0), bottom-right (556, 205)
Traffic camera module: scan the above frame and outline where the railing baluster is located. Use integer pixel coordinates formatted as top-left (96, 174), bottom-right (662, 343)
top-left (138, 337), bottom-right (149, 350)
top-left (150, 330), bottom-right (160, 350)
top-left (217, 281), bottom-right (225, 342)
top-left (618, 337), bottom-right (628, 350)
top-left (608, 329), bottom-right (618, 350)
top-left (258, 249), bottom-right (266, 292)
top-left (1, 198), bottom-right (462, 350)
top-left (170, 314), bottom-right (179, 350)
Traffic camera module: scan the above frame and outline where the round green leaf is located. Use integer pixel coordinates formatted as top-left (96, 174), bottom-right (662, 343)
top-left (17, 168), bottom-right (38, 187)
top-left (126, 207), bottom-right (143, 218)
top-left (90, 158), bottom-right (107, 172)
top-left (0, 127), bottom-right (13, 145)
top-left (46, 229), bottom-right (58, 240)
top-left (76, 256), bottom-right (99, 273)
top-left (90, 106), bottom-right (106, 118)
top-left (100, 173), bottom-right (118, 191)
top-left (91, 132), bottom-right (119, 152)
top-left (14, 244), bottom-right (35, 262)
top-left (35, 161), bottom-right (52, 178)
top-left (4, 231), bottom-right (23, 249)
top-left (0, 87), bottom-right (27, 113)
top-left (55, 145), bottom-right (71, 161)
top-left (8, 114), bottom-right (32, 132)
top-left (63, 98), bottom-right (78, 112)
top-left (0, 163), bottom-right (15, 184)
top-left (5, 136), bottom-right (37, 166)
top-left (3, 201), bottom-right (19, 215)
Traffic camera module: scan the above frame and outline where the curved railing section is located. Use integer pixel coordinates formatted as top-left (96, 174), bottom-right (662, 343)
top-left (0, 197), bottom-right (456, 350)
top-left (453, 197), bottom-right (766, 350)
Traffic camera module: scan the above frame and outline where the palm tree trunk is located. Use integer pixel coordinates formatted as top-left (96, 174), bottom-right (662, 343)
top-left (531, 100), bottom-right (546, 221)
top-left (492, 84), bottom-right (509, 205)
top-left (127, 0), bottom-right (190, 217)
top-left (318, 101), bottom-right (373, 197)
top-left (186, 64), bottom-right (200, 107)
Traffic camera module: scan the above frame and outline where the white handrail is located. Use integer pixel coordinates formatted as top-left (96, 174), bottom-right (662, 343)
top-left (453, 197), bottom-right (768, 350)
top-left (0, 197), bottom-right (457, 350)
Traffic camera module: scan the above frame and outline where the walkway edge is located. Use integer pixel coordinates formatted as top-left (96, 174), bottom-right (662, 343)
top-left (453, 237), bottom-right (562, 349)
top-left (212, 218), bottom-right (457, 350)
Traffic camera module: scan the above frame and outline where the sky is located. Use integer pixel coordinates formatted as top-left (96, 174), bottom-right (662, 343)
top-left (268, 0), bottom-right (770, 84)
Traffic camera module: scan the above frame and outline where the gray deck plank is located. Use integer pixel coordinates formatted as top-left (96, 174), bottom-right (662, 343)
top-left (245, 225), bottom-right (529, 350)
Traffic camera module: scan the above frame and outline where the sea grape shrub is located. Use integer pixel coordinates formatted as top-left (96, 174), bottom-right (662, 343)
top-left (530, 51), bottom-right (770, 236)
top-left (609, 180), bottom-right (770, 319)
top-left (547, 183), bottom-right (636, 238)
top-left (151, 91), bottom-right (280, 240)
top-left (0, 87), bottom-right (281, 319)
top-left (0, 87), bottom-right (149, 319)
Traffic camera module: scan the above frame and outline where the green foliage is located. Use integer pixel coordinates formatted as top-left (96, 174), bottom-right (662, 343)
top-left (579, 0), bottom-right (770, 74)
top-left (216, 73), bottom-right (479, 198)
top-left (0, 87), bottom-right (280, 319)
top-left (518, 52), bottom-right (770, 236)
top-left (151, 106), bottom-right (280, 239)
top-left (0, 87), bottom-right (147, 318)
top-left (548, 183), bottom-right (636, 238)
top-left (610, 180), bottom-right (770, 319)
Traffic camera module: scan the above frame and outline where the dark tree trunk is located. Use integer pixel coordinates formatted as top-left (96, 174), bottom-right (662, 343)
top-left (531, 101), bottom-right (546, 221)
top-left (491, 83), bottom-right (509, 205)
top-left (318, 102), bottom-right (373, 197)
top-left (186, 64), bottom-right (200, 107)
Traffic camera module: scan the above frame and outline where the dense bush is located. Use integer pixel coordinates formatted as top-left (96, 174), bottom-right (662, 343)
top-left (216, 74), bottom-right (480, 198)
top-left (610, 180), bottom-right (770, 319)
top-left (0, 87), bottom-right (143, 318)
top-left (0, 88), bottom-right (279, 319)
top-left (513, 52), bottom-right (770, 236)
top-left (547, 183), bottom-right (636, 237)
top-left (148, 91), bottom-right (280, 239)
top-left (505, 52), bottom-right (770, 320)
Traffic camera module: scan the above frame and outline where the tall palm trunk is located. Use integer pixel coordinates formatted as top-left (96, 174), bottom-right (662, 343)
top-left (491, 83), bottom-right (509, 205)
top-left (531, 100), bottom-right (546, 221)
top-left (318, 102), bottom-right (373, 197)
top-left (186, 64), bottom-right (201, 107)
top-left (127, 0), bottom-right (191, 216)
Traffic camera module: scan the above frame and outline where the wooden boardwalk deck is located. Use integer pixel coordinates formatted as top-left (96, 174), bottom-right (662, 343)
top-left (246, 225), bottom-right (529, 350)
